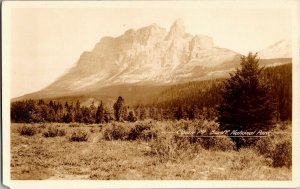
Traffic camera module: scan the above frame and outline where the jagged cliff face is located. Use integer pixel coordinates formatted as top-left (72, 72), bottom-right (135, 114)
top-left (45, 19), bottom-right (240, 94)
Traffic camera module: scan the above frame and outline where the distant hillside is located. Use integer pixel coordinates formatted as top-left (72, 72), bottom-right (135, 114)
top-left (11, 63), bottom-right (292, 123)
top-left (141, 63), bottom-right (291, 121)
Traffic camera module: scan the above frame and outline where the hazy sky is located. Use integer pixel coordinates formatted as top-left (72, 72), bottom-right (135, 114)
top-left (9, 4), bottom-right (292, 98)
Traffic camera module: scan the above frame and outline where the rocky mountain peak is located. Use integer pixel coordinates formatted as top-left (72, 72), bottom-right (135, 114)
top-left (40, 19), bottom-right (244, 95)
top-left (136, 24), bottom-right (166, 45)
top-left (189, 35), bottom-right (214, 51)
top-left (165, 18), bottom-right (186, 40)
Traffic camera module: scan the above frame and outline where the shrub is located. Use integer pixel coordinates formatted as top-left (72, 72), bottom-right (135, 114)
top-left (174, 120), bottom-right (234, 151)
top-left (271, 141), bottom-right (292, 168)
top-left (35, 124), bottom-right (47, 134)
top-left (139, 129), bottom-right (158, 141)
top-left (127, 123), bottom-right (151, 140)
top-left (173, 134), bottom-right (194, 150)
top-left (18, 125), bottom-right (36, 136)
top-left (69, 129), bottom-right (88, 142)
top-left (43, 127), bottom-right (66, 138)
top-left (149, 134), bottom-right (201, 162)
top-left (200, 137), bottom-right (234, 151)
top-left (103, 123), bottom-right (130, 140)
top-left (127, 111), bottom-right (137, 122)
top-left (149, 135), bottom-right (178, 161)
top-left (255, 137), bottom-right (275, 158)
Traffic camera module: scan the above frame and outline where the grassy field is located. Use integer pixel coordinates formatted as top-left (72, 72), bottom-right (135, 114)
top-left (10, 120), bottom-right (292, 180)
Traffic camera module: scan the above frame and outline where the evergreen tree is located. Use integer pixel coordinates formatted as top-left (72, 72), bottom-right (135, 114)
top-left (103, 109), bottom-right (111, 123)
top-left (95, 101), bottom-right (104, 123)
top-left (74, 110), bottom-right (83, 123)
top-left (217, 53), bottom-right (276, 150)
top-left (174, 106), bottom-right (183, 120)
top-left (82, 106), bottom-right (93, 123)
top-left (121, 106), bottom-right (129, 121)
top-left (113, 96), bottom-right (124, 121)
top-left (75, 100), bottom-right (81, 112)
top-left (62, 112), bottom-right (72, 123)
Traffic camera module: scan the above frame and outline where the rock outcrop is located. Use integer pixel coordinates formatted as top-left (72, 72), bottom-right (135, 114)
top-left (45, 19), bottom-right (241, 94)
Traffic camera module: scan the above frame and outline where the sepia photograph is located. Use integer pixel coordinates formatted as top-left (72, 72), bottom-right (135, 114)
top-left (2, 0), bottom-right (300, 188)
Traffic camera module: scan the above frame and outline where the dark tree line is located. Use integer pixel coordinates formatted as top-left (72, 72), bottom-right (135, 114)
top-left (11, 97), bottom-right (140, 123)
top-left (11, 62), bottom-right (291, 124)
top-left (141, 79), bottom-right (222, 121)
top-left (261, 63), bottom-right (292, 121)
top-left (11, 100), bottom-right (113, 124)
top-left (138, 63), bottom-right (291, 122)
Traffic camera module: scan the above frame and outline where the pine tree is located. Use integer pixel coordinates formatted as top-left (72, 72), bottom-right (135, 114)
top-left (174, 106), bottom-right (183, 120)
top-left (113, 96), bottom-right (124, 121)
top-left (121, 106), bottom-right (128, 121)
top-left (95, 101), bottom-right (104, 123)
top-left (217, 53), bottom-right (276, 150)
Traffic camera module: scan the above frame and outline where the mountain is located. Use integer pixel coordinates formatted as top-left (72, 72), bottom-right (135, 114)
top-left (258, 39), bottom-right (292, 59)
top-left (28, 19), bottom-right (240, 97)
top-left (16, 19), bottom-right (292, 101)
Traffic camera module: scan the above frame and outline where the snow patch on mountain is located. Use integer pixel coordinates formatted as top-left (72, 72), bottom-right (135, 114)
top-left (258, 39), bottom-right (292, 59)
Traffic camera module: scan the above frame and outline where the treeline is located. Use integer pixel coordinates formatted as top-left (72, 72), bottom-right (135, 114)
top-left (139, 63), bottom-right (292, 121)
top-left (10, 81), bottom-right (223, 123)
top-left (261, 64), bottom-right (292, 121)
top-left (11, 100), bottom-right (114, 124)
top-left (140, 79), bottom-right (223, 120)
top-left (11, 63), bottom-right (292, 123)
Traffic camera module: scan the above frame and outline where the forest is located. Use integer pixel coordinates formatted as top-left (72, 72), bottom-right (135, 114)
top-left (10, 63), bottom-right (292, 124)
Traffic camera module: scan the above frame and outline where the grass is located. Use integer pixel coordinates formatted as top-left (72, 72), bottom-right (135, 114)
top-left (17, 125), bottom-right (36, 136)
top-left (43, 126), bottom-right (66, 138)
top-left (10, 121), bottom-right (292, 180)
top-left (69, 129), bottom-right (89, 142)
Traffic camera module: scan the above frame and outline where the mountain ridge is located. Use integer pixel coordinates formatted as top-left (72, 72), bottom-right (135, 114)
top-left (42, 19), bottom-right (241, 93)
top-left (16, 19), bottom-right (292, 100)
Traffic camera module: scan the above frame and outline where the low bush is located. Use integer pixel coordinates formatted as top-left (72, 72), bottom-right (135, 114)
top-left (43, 127), bottom-right (66, 138)
top-left (103, 123), bottom-right (130, 140)
top-left (139, 129), bottom-right (158, 141)
top-left (69, 129), bottom-right (89, 142)
top-left (254, 131), bottom-right (291, 169)
top-left (255, 137), bottom-right (275, 158)
top-left (200, 137), bottom-right (234, 151)
top-left (173, 120), bottom-right (234, 151)
top-left (127, 122), bottom-right (151, 141)
top-left (149, 135), bottom-right (179, 161)
top-left (18, 125), bottom-right (36, 136)
top-left (149, 133), bottom-right (202, 162)
top-left (271, 141), bottom-right (292, 168)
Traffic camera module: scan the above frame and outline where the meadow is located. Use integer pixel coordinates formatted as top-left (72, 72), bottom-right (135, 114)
top-left (11, 120), bottom-right (291, 180)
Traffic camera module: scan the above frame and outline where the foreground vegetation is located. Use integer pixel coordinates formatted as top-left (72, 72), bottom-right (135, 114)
top-left (10, 54), bottom-right (292, 180)
top-left (11, 120), bottom-right (291, 180)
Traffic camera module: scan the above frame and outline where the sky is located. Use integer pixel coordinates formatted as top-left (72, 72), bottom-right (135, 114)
top-left (8, 4), bottom-right (293, 98)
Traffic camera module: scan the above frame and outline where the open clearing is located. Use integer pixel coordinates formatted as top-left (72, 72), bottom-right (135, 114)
top-left (10, 122), bottom-right (291, 180)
